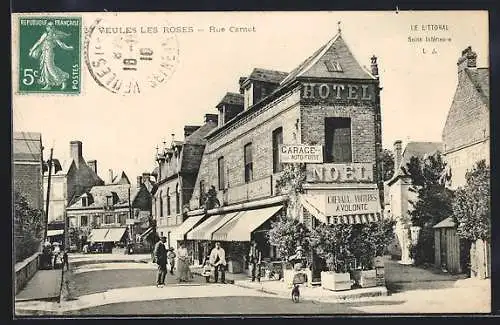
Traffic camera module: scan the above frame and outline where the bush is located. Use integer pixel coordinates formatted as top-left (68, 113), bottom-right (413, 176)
top-left (14, 191), bottom-right (44, 263)
top-left (267, 215), bottom-right (310, 261)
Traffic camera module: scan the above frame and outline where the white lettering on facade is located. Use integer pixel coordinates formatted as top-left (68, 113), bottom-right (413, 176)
top-left (301, 83), bottom-right (373, 101)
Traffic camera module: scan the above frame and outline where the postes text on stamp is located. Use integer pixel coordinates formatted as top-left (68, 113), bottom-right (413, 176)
top-left (84, 16), bottom-right (180, 96)
top-left (18, 16), bottom-right (82, 94)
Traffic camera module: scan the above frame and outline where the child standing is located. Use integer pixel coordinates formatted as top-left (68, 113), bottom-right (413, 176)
top-left (202, 256), bottom-right (212, 283)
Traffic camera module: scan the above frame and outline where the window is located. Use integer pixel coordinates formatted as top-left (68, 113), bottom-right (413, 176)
top-left (94, 215), bottom-right (101, 226)
top-left (218, 156), bottom-right (225, 190)
top-left (82, 196), bottom-right (88, 207)
top-left (324, 60), bottom-right (343, 72)
top-left (106, 195), bottom-right (113, 206)
top-left (166, 188), bottom-right (171, 216)
top-left (244, 143), bottom-right (253, 183)
top-left (175, 184), bottom-right (180, 214)
top-left (80, 215), bottom-right (88, 227)
top-left (325, 117), bottom-right (352, 163)
top-left (105, 214), bottom-right (114, 224)
top-left (119, 214), bottom-right (126, 225)
top-left (159, 192), bottom-right (164, 217)
top-left (272, 127), bottom-right (283, 173)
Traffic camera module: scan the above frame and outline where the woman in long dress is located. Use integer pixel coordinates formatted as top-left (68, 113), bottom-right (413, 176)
top-left (177, 242), bottom-right (191, 282)
top-left (28, 21), bottom-right (74, 90)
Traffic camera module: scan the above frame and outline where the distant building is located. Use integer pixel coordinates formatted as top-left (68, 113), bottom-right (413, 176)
top-left (13, 131), bottom-right (44, 209)
top-left (386, 140), bottom-right (443, 264)
top-left (150, 115), bottom-right (218, 251)
top-left (442, 46), bottom-right (489, 189)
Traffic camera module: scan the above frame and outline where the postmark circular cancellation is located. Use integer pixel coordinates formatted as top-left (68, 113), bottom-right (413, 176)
top-left (84, 15), bottom-right (180, 95)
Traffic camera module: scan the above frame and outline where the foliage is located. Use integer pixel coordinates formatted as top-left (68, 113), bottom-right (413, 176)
top-left (453, 160), bottom-right (490, 241)
top-left (204, 186), bottom-right (220, 210)
top-left (275, 163), bottom-right (306, 195)
top-left (405, 152), bottom-right (454, 265)
top-left (381, 149), bottom-right (395, 181)
top-left (14, 191), bottom-right (44, 263)
top-left (267, 215), bottom-right (310, 260)
top-left (309, 223), bottom-right (352, 272)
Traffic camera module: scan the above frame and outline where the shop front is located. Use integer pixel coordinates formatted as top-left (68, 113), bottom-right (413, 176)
top-left (87, 227), bottom-right (128, 253)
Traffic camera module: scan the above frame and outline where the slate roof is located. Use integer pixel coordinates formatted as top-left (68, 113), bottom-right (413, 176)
top-left (245, 68), bottom-right (288, 85)
top-left (216, 92), bottom-right (244, 108)
top-left (184, 120), bottom-right (218, 145)
top-left (280, 33), bottom-right (376, 86)
top-left (67, 184), bottom-right (132, 209)
top-left (466, 68), bottom-right (489, 104)
top-left (13, 131), bottom-right (43, 162)
top-left (112, 171), bottom-right (131, 185)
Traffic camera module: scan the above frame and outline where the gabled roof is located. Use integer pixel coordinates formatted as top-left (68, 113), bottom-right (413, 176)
top-left (280, 33), bottom-right (376, 86)
top-left (465, 67), bottom-right (489, 105)
top-left (112, 171), bottom-right (131, 185)
top-left (244, 68), bottom-right (288, 85)
top-left (216, 92), bottom-right (244, 108)
top-left (68, 183), bottom-right (132, 209)
top-left (433, 216), bottom-right (457, 229)
top-left (388, 142), bottom-right (443, 185)
top-left (13, 131), bottom-right (42, 162)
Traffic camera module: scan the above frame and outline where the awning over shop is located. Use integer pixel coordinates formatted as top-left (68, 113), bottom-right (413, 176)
top-left (47, 229), bottom-right (64, 237)
top-left (327, 213), bottom-right (382, 225)
top-left (105, 228), bottom-right (127, 242)
top-left (186, 211), bottom-right (239, 241)
top-left (171, 214), bottom-right (205, 241)
top-left (88, 227), bottom-right (127, 242)
top-left (212, 205), bottom-right (283, 242)
top-left (88, 228), bottom-right (109, 242)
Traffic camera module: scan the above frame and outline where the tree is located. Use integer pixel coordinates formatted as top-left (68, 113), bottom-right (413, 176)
top-left (267, 215), bottom-right (310, 261)
top-left (381, 149), bottom-right (395, 181)
top-left (309, 223), bottom-right (352, 273)
top-left (405, 152), bottom-right (454, 265)
top-left (453, 160), bottom-right (490, 242)
top-left (14, 191), bottom-right (44, 263)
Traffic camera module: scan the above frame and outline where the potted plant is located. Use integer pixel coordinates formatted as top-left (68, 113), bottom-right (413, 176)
top-left (310, 223), bottom-right (353, 291)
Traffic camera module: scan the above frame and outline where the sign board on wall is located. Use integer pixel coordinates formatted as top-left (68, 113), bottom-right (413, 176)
top-left (280, 144), bottom-right (323, 163)
top-left (301, 82), bottom-right (375, 102)
top-left (303, 188), bottom-right (381, 217)
top-left (306, 163), bottom-right (374, 183)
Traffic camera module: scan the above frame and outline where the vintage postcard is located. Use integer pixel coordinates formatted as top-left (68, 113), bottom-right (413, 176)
top-left (12, 11), bottom-right (491, 316)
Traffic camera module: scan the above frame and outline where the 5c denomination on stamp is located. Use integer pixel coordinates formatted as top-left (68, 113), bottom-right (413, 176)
top-left (84, 16), bottom-right (180, 95)
top-left (18, 16), bottom-right (82, 94)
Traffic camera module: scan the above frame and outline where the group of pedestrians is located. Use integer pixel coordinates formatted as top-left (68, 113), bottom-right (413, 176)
top-left (153, 237), bottom-right (192, 287)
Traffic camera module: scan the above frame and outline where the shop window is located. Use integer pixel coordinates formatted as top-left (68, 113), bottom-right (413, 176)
top-left (272, 127), bottom-right (283, 173)
top-left (244, 143), bottom-right (253, 183)
top-left (166, 188), bottom-right (171, 216)
top-left (80, 215), bottom-right (88, 227)
top-left (325, 117), bottom-right (352, 163)
top-left (218, 156), bottom-right (225, 190)
top-left (175, 184), bottom-right (180, 214)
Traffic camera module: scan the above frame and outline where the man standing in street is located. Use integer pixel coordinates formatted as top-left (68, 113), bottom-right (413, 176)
top-left (248, 240), bottom-right (262, 282)
top-left (210, 242), bottom-right (226, 284)
top-left (153, 236), bottom-right (168, 288)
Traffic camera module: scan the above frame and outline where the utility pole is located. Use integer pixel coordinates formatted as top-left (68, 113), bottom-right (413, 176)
top-left (43, 147), bottom-right (53, 243)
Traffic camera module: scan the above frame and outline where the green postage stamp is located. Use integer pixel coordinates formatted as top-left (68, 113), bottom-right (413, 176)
top-left (18, 16), bottom-right (82, 94)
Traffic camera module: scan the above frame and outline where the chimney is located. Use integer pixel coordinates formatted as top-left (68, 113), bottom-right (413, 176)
top-left (239, 77), bottom-right (247, 94)
top-left (88, 160), bottom-right (97, 174)
top-left (457, 46), bottom-right (477, 73)
top-left (393, 140), bottom-right (402, 173)
top-left (137, 176), bottom-right (143, 189)
top-left (205, 113), bottom-right (218, 124)
top-left (184, 125), bottom-right (201, 139)
top-left (108, 169), bottom-right (114, 184)
top-left (70, 140), bottom-right (83, 168)
top-left (370, 55), bottom-right (379, 78)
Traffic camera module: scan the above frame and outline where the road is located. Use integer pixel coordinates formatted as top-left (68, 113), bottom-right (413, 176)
top-left (67, 296), bottom-right (363, 315)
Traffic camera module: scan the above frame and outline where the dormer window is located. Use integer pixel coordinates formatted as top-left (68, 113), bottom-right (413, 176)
top-left (324, 60), bottom-right (343, 72)
top-left (82, 196), bottom-right (88, 207)
top-left (106, 195), bottom-right (113, 206)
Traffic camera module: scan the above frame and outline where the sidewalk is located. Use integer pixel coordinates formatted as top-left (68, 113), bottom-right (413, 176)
top-left (15, 269), bottom-right (63, 302)
top-left (69, 253), bottom-right (152, 268)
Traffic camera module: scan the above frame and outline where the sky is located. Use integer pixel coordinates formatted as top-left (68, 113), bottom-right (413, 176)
top-left (12, 11), bottom-right (489, 182)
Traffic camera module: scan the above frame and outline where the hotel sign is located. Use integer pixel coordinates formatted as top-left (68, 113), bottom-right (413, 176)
top-left (280, 144), bottom-right (323, 163)
top-left (301, 83), bottom-right (376, 102)
top-left (306, 163), bottom-right (374, 183)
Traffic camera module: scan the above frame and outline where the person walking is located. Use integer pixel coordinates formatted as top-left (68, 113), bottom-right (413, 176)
top-left (248, 240), bottom-right (262, 282)
top-left (167, 247), bottom-right (176, 275)
top-left (209, 242), bottom-right (227, 284)
top-left (153, 236), bottom-right (168, 288)
top-left (177, 242), bottom-right (191, 282)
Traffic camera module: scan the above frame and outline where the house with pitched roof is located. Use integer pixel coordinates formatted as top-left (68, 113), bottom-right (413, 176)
top-left (42, 141), bottom-right (104, 242)
top-left (13, 131), bottom-right (44, 210)
top-left (184, 28), bottom-right (384, 276)
top-left (149, 114), bottom-right (218, 251)
top-left (442, 46), bottom-right (489, 189)
top-left (386, 140), bottom-right (443, 264)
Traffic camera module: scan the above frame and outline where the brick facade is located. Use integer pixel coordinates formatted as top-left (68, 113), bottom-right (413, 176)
top-left (13, 163), bottom-right (44, 209)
